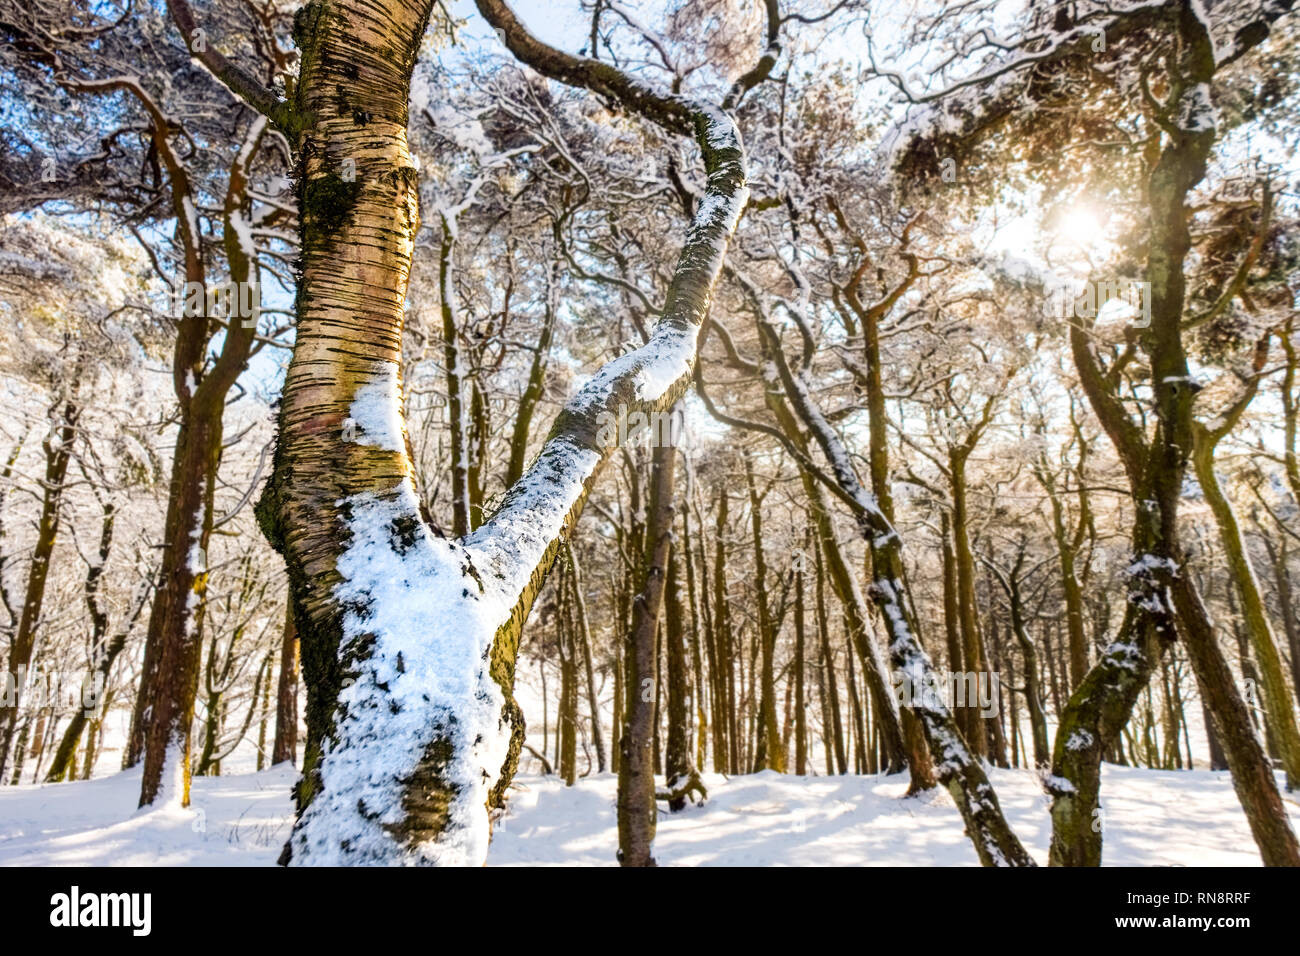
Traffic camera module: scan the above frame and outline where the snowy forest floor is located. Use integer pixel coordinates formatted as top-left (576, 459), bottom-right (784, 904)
top-left (2, 764), bottom-right (1298, 866)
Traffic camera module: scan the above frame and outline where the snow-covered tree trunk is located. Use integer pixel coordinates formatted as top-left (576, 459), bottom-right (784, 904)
top-left (736, 353), bottom-right (913, 779)
top-left (742, 288), bottom-right (1032, 865)
top-left (258, 0), bottom-right (748, 864)
top-left (45, 502), bottom-right (120, 783)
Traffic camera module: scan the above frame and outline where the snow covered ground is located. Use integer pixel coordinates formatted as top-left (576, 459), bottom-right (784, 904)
top-left (1, 763), bottom-right (1297, 866)
top-left (0, 765), bottom-right (296, 866)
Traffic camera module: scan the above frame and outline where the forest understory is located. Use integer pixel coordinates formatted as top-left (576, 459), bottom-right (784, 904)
top-left (4, 763), bottom-right (1298, 867)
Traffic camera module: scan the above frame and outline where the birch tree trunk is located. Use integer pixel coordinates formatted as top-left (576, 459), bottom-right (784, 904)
top-left (254, 0), bottom-right (749, 864)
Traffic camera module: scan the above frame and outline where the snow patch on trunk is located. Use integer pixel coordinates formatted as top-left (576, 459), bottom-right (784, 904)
top-left (343, 363), bottom-right (407, 453)
top-left (290, 478), bottom-right (510, 866)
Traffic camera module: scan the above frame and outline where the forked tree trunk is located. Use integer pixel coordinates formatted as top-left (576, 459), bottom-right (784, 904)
top-left (988, 553), bottom-right (1050, 769)
top-left (1049, 4), bottom-right (1298, 866)
top-left (1035, 445), bottom-right (1093, 693)
top-left (257, 0), bottom-right (749, 864)
top-left (131, 117), bottom-right (265, 808)
top-left (46, 504), bottom-right (126, 783)
top-left (506, 257), bottom-right (559, 487)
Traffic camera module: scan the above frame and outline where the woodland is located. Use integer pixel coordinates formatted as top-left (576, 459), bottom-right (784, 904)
top-left (0, 0), bottom-right (1299, 868)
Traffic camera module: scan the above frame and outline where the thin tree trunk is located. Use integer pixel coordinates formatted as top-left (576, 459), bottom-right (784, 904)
top-left (794, 535), bottom-right (808, 775)
top-left (558, 590), bottom-right (578, 786)
top-left (713, 489), bottom-right (739, 774)
top-left (845, 631), bottom-right (868, 774)
top-left (565, 542), bottom-right (607, 773)
top-left (1, 398), bottom-right (80, 781)
top-left (256, 653), bottom-right (275, 772)
top-left (986, 549), bottom-right (1050, 768)
top-left (814, 538), bottom-right (847, 775)
top-left (680, 500), bottom-right (709, 772)
top-left (618, 440), bottom-right (676, 866)
top-left (950, 454), bottom-right (990, 761)
top-left (663, 538), bottom-right (703, 808)
top-left (745, 455), bottom-right (783, 771)
top-left (272, 603), bottom-right (299, 766)
top-left (1194, 437), bottom-right (1300, 788)
top-left (940, 512), bottom-right (964, 675)
top-left (505, 256), bottom-right (558, 487)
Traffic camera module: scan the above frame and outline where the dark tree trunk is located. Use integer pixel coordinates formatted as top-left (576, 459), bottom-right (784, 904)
top-left (0, 399), bottom-right (80, 781)
top-left (618, 440), bottom-right (676, 866)
top-left (272, 603), bottom-right (299, 766)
